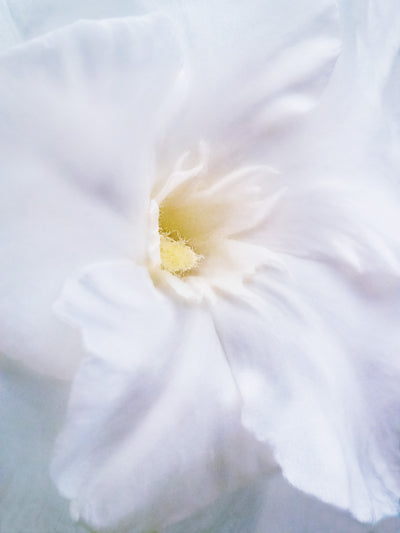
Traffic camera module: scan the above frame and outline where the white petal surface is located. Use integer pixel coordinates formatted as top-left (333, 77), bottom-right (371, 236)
top-left (0, 15), bottom-right (183, 378)
top-left (212, 257), bottom-right (400, 523)
top-left (257, 179), bottom-right (400, 296)
top-left (153, 0), bottom-right (340, 168)
top-left (208, 1), bottom-right (400, 522)
top-left (2, 350), bottom-right (398, 533)
top-left (52, 261), bottom-right (275, 531)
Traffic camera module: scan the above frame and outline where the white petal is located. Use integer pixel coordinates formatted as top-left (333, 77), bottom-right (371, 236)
top-left (0, 15), bottom-right (183, 378)
top-left (212, 258), bottom-right (400, 523)
top-left (260, 180), bottom-right (400, 295)
top-left (2, 0), bottom-right (341, 169)
top-left (0, 15), bottom-right (182, 216)
top-left (52, 261), bottom-right (275, 531)
top-left (154, 0), bottom-right (341, 167)
top-left (273, 1), bottom-right (400, 184)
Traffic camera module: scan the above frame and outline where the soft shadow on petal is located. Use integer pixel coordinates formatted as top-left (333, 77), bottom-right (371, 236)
top-left (273, 0), bottom-right (400, 182)
top-left (154, 0), bottom-right (341, 169)
top-left (52, 261), bottom-right (276, 532)
top-left (0, 14), bottom-right (182, 215)
top-left (0, 356), bottom-right (89, 533)
top-left (258, 179), bottom-right (400, 296)
top-left (0, 15), bottom-right (183, 378)
top-left (246, 1), bottom-right (400, 300)
top-left (212, 258), bottom-right (400, 523)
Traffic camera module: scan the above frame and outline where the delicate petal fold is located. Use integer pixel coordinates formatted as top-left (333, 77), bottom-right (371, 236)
top-left (52, 261), bottom-right (275, 531)
top-left (212, 257), bottom-right (400, 523)
top-left (0, 14), bottom-right (182, 216)
top-left (154, 0), bottom-right (341, 167)
top-left (1, 0), bottom-right (341, 165)
top-left (0, 15), bottom-right (183, 378)
top-left (260, 180), bottom-right (400, 295)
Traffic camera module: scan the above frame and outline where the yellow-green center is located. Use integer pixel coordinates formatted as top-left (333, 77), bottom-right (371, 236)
top-left (158, 204), bottom-right (202, 275)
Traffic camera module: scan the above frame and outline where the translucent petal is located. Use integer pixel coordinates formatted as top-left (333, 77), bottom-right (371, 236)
top-left (153, 0), bottom-right (341, 168)
top-left (212, 257), bottom-right (400, 523)
top-left (0, 15), bottom-right (183, 378)
top-left (52, 261), bottom-right (276, 531)
top-left (259, 180), bottom-right (400, 296)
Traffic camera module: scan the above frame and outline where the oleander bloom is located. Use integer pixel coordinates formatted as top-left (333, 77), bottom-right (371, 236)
top-left (2, 1), bottom-right (400, 532)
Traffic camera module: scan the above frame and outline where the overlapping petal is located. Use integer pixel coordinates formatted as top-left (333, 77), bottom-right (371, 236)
top-left (0, 0), bottom-right (341, 378)
top-left (52, 261), bottom-right (275, 531)
top-left (153, 0), bottom-right (341, 168)
top-left (256, 179), bottom-right (400, 295)
top-left (0, 14), bottom-right (183, 378)
top-left (212, 255), bottom-right (400, 523)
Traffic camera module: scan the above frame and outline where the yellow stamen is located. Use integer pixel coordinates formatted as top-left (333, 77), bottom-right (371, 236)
top-left (159, 234), bottom-right (201, 275)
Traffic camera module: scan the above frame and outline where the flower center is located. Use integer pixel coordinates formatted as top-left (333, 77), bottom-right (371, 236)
top-left (148, 144), bottom-right (285, 301)
top-left (158, 204), bottom-right (202, 275)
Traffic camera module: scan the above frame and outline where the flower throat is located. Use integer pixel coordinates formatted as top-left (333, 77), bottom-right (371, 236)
top-left (158, 204), bottom-right (202, 276)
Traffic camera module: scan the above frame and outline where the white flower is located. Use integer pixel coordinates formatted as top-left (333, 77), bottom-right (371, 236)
top-left (2, 0), bottom-right (400, 532)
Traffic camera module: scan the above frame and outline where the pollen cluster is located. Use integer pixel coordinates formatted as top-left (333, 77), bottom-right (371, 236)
top-left (158, 205), bottom-right (202, 276)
